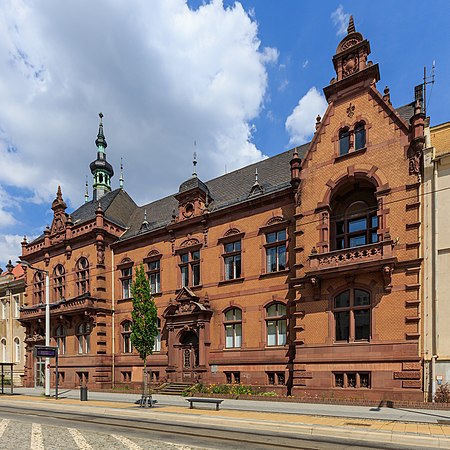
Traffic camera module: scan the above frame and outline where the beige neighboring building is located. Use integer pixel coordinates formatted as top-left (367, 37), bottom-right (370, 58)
top-left (0, 261), bottom-right (26, 386)
top-left (423, 121), bottom-right (450, 400)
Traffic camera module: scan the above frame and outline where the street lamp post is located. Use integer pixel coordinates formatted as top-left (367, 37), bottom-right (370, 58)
top-left (18, 261), bottom-right (51, 397)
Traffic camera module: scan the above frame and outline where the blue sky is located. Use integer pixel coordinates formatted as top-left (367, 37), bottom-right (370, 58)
top-left (0, 0), bottom-right (449, 268)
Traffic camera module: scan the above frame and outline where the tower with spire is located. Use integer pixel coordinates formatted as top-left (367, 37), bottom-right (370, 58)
top-left (90, 112), bottom-right (114, 201)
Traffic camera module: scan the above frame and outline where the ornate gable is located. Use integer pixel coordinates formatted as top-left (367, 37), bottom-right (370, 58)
top-left (50, 186), bottom-right (68, 236)
top-left (164, 287), bottom-right (212, 317)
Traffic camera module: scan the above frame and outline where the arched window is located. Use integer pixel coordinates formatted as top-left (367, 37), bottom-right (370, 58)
top-left (122, 321), bottom-right (132, 353)
top-left (154, 318), bottom-right (161, 352)
top-left (354, 122), bottom-right (366, 150)
top-left (76, 258), bottom-right (90, 296)
top-left (14, 337), bottom-right (20, 362)
top-left (53, 265), bottom-right (65, 301)
top-left (33, 271), bottom-right (45, 305)
top-left (224, 308), bottom-right (242, 348)
top-left (339, 128), bottom-right (350, 156)
top-left (334, 289), bottom-right (371, 342)
top-left (266, 303), bottom-right (287, 346)
top-left (77, 322), bottom-right (91, 354)
top-left (1, 338), bottom-right (7, 362)
top-left (331, 180), bottom-right (378, 250)
top-left (55, 325), bottom-right (66, 355)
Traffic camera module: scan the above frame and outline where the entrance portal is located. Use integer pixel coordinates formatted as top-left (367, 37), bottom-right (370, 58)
top-left (180, 331), bottom-right (199, 382)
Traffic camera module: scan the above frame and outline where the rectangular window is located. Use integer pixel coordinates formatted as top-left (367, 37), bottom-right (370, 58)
top-left (225, 372), bottom-right (240, 384)
top-left (147, 260), bottom-right (161, 294)
top-left (335, 311), bottom-right (350, 341)
top-left (13, 295), bottom-right (20, 318)
top-left (179, 250), bottom-right (201, 287)
top-left (121, 267), bottom-right (132, 299)
top-left (265, 230), bottom-right (287, 273)
top-left (0, 300), bottom-right (7, 320)
top-left (334, 372), bottom-right (371, 388)
top-left (224, 240), bottom-right (242, 280)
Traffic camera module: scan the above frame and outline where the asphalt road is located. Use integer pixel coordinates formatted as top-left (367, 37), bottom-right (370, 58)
top-left (0, 403), bottom-right (415, 450)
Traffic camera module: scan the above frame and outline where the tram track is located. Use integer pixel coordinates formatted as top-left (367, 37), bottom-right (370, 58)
top-left (0, 403), bottom-right (392, 449)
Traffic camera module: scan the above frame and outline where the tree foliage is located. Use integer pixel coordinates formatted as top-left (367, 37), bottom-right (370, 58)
top-left (130, 264), bottom-right (158, 367)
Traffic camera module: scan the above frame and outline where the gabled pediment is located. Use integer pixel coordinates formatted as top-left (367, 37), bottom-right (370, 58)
top-left (175, 286), bottom-right (198, 302)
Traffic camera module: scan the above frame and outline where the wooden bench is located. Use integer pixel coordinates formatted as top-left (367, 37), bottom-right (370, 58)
top-left (186, 397), bottom-right (224, 411)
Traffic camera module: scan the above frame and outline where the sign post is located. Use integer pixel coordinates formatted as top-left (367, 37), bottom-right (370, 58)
top-left (34, 346), bottom-right (59, 399)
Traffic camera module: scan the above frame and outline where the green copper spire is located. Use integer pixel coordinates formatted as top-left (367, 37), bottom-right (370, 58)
top-left (90, 112), bottom-right (114, 201)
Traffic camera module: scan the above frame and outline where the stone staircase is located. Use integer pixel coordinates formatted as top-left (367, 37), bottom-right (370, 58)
top-left (156, 382), bottom-right (192, 395)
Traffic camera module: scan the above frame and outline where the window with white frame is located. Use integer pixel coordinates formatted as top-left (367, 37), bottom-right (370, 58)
top-left (76, 257), bottom-right (90, 296)
top-left (147, 260), bottom-right (161, 294)
top-left (121, 267), bottom-right (133, 299)
top-left (1, 338), bottom-right (6, 362)
top-left (53, 264), bottom-right (65, 301)
top-left (77, 322), bottom-right (91, 354)
top-left (14, 337), bottom-right (20, 362)
top-left (223, 241), bottom-right (242, 280)
top-left (13, 295), bottom-right (20, 319)
top-left (153, 318), bottom-right (161, 352)
top-left (265, 230), bottom-right (287, 273)
top-left (179, 250), bottom-right (201, 287)
top-left (266, 303), bottom-right (287, 346)
top-left (122, 321), bottom-right (132, 353)
top-left (224, 308), bottom-right (242, 348)
top-left (0, 299), bottom-right (7, 320)
top-left (33, 271), bottom-right (45, 305)
top-left (55, 325), bottom-right (66, 355)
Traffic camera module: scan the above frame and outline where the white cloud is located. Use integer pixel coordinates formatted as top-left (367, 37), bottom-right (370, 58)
top-left (0, 234), bottom-right (24, 269)
top-left (285, 87), bottom-right (327, 146)
top-left (0, 0), bottom-right (277, 226)
top-left (331, 5), bottom-right (350, 37)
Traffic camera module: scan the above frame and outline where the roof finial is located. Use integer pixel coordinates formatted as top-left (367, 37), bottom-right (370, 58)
top-left (255, 168), bottom-right (259, 184)
top-left (95, 111), bottom-right (107, 149)
top-left (347, 15), bottom-right (355, 34)
top-left (192, 146), bottom-right (197, 178)
top-left (85, 176), bottom-right (89, 203)
top-left (120, 157), bottom-right (124, 189)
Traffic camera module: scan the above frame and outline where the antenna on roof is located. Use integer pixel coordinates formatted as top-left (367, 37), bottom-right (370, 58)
top-left (192, 141), bottom-right (197, 178)
top-left (423, 62), bottom-right (436, 117)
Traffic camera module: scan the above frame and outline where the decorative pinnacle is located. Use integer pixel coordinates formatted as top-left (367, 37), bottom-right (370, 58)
top-left (255, 168), bottom-right (259, 183)
top-left (120, 158), bottom-right (124, 189)
top-left (347, 15), bottom-right (355, 34)
top-left (95, 112), bottom-right (107, 149)
top-left (85, 176), bottom-right (89, 203)
top-left (192, 151), bottom-right (197, 177)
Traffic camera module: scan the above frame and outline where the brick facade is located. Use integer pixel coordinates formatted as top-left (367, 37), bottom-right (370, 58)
top-left (19, 18), bottom-right (426, 401)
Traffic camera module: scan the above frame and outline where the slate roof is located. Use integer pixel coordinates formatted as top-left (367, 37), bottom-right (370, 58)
top-left (121, 143), bottom-right (310, 240)
top-left (71, 189), bottom-right (137, 228)
top-left (29, 102), bottom-right (415, 246)
top-left (396, 101), bottom-right (415, 123)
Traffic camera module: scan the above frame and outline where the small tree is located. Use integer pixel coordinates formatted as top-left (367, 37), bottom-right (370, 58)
top-left (130, 264), bottom-right (158, 405)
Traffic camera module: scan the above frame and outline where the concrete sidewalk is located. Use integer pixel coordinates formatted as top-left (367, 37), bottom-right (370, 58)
top-left (2, 390), bottom-right (450, 449)
top-left (11, 386), bottom-right (450, 424)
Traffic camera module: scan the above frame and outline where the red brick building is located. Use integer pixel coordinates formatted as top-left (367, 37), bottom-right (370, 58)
top-left (20, 18), bottom-right (425, 401)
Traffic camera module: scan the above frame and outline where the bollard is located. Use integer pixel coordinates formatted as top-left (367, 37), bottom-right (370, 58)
top-left (80, 385), bottom-right (88, 401)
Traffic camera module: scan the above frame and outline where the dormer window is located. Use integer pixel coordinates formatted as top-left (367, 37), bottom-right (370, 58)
top-left (339, 128), bottom-right (350, 155)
